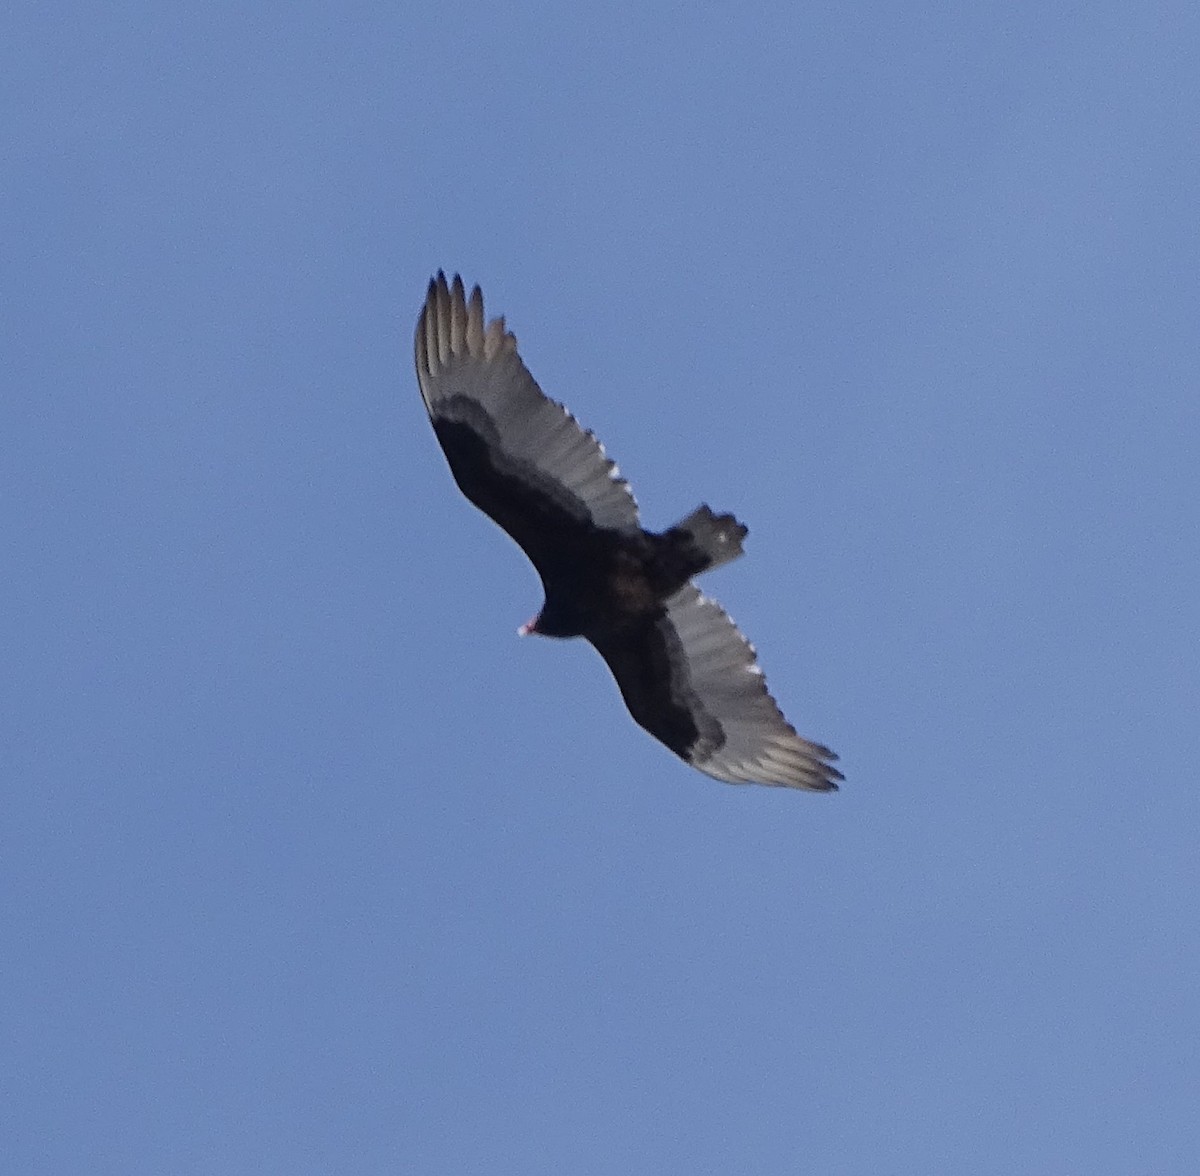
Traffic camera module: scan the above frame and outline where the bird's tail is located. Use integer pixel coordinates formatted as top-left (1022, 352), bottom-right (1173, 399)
top-left (670, 504), bottom-right (748, 573)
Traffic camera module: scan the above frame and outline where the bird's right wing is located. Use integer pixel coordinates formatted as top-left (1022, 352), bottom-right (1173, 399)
top-left (415, 273), bottom-right (640, 567)
top-left (592, 585), bottom-right (841, 791)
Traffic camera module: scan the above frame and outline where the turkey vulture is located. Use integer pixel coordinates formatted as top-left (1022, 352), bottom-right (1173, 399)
top-left (414, 272), bottom-right (841, 791)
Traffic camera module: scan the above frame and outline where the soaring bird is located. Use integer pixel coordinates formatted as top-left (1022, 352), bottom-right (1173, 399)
top-left (414, 272), bottom-right (840, 791)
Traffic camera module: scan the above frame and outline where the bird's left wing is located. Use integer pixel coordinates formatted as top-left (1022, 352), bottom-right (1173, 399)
top-left (592, 585), bottom-right (841, 790)
top-left (415, 273), bottom-right (640, 563)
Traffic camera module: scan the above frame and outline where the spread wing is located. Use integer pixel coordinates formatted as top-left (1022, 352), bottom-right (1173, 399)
top-left (591, 585), bottom-right (841, 790)
top-left (414, 273), bottom-right (639, 571)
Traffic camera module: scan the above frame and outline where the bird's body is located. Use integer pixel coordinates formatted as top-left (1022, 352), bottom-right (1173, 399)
top-left (415, 272), bottom-right (841, 791)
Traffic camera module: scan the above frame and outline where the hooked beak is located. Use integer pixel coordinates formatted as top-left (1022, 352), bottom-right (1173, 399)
top-left (517, 614), bottom-right (539, 637)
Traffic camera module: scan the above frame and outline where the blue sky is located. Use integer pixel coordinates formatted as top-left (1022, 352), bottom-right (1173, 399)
top-left (4, 2), bottom-right (1199, 1172)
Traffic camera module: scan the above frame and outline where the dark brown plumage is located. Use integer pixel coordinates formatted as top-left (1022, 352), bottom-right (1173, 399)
top-left (414, 272), bottom-right (841, 790)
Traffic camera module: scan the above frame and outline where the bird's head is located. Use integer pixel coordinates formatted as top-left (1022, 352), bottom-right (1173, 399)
top-left (518, 598), bottom-right (582, 639)
top-left (517, 612), bottom-right (543, 637)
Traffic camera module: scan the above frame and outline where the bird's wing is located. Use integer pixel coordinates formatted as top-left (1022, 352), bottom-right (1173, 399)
top-left (591, 584), bottom-right (841, 790)
top-left (415, 273), bottom-right (640, 567)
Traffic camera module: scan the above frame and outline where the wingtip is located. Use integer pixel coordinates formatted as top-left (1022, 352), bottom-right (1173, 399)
top-left (419, 271), bottom-right (508, 365)
top-left (817, 766), bottom-right (844, 791)
top-left (800, 740), bottom-right (843, 790)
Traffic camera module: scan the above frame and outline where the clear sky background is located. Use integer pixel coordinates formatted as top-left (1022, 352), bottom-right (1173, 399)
top-left (4, 3), bottom-right (1199, 1173)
